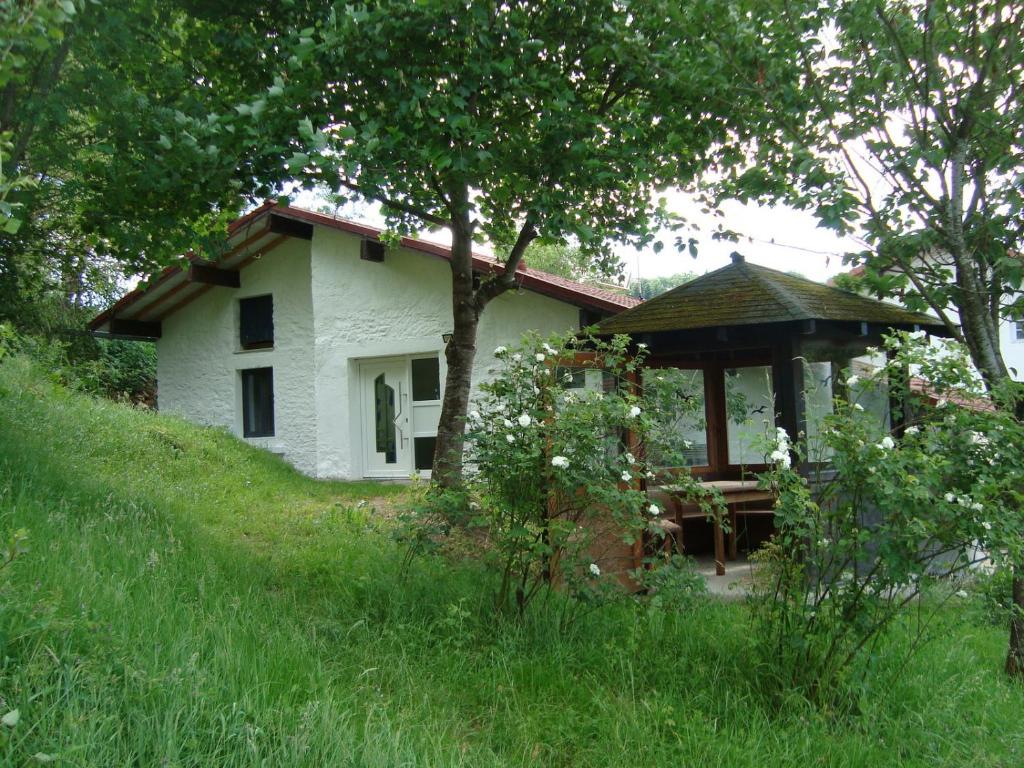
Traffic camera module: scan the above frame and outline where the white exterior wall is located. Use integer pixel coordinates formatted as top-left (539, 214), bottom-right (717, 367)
top-left (156, 225), bottom-right (582, 480)
top-left (156, 238), bottom-right (318, 473)
top-left (998, 316), bottom-right (1024, 380)
top-left (308, 226), bottom-right (580, 479)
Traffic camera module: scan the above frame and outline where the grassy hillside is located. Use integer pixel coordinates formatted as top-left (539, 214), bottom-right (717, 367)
top-left (0, 355), bottom-right (1021, 766)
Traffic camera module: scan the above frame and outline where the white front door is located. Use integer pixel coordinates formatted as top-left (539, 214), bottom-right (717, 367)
top-left (360, 359), bottom-right (412, 478)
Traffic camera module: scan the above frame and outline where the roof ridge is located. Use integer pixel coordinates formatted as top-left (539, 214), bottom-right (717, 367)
top-left (740, 262), bottom-right (810, 319)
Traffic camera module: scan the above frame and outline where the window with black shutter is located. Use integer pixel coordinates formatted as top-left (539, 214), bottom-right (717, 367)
top-left (241, 367), bottom-right (275, 437)
top-left (239, 295), bottom-right (274, 349)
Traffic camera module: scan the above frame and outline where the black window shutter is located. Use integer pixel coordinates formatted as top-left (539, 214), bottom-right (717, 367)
top-left (240, 295), bottom-right (274, 349)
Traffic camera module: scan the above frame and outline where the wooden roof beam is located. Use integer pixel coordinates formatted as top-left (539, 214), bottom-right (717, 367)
top-left (188, 263), bottom-right (240, 288)
top-left (108, 318), bottom-right (162, 339)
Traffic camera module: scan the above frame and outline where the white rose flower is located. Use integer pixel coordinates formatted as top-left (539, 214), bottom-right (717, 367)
top-left (624, 452), bottom-right (635, 464)
top-left (551, 455), bottom-right (570, 469)
top-left (589, 563), bottom-right (601, 577)
top-left (517, 413), bottom-right (532, 427)
top-left (628, 406), bottom-right (642, 418)
top-left (535, 353), bottom-right (546, 362)
top-left (542, 343), bottom-right (558, 355)
top-left (493, 346), bottom-right (507, 356)
top-left (637, 342), bottom-right (648, 349)
top-left (944, 492), bottom-right (956, 503)
top-left (955, 589), bottom-right (968, 599)
top-left (904, 425), bottom-right (919, 435)
top-left (648, 503), bottom-right (661, 516)
top-left (982, 521), bottom-right (992, 531)
top-left (511, 353), bottom-right (522, 363)
top-left (877, 436), bottom-right (895, 450)
top-left (853, 403), bottom-right (865, 411)
top-left (505, 434), bottom-right (516, 444)
top-left (846, 374), bottom-right (860, 386)
top-left (503, 418), bottom-right (514, 428)
top-left (468, 410), bottom-right (481, 422)
top-left (621, 471), bottom-right (632, 482)
top-left (971, 502), bottom-right (984, 513)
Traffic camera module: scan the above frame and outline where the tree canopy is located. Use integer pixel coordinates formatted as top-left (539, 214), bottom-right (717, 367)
top-left (215, 0), bottom-right (798, 484)
top-left (711, 0), bottom-right (1024, 678)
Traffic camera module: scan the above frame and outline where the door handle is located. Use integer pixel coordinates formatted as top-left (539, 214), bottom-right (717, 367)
top-left (393, 381), bottom-right (410, 446)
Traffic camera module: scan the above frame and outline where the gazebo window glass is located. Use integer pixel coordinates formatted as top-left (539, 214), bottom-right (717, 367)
top-left (801, 344), bottom-right (892, 456)
top-left (803, 360), bottom-right (836, 462)
top-left (725, 365), bottom-right (776, 466)
top-left (848, 353), bottom-right (891, 435)
top-left (643, 368), bottom-right (708, 469)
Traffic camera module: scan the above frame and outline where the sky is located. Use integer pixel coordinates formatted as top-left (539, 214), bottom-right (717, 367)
top-left (290, 186), bottom-right (864, 287)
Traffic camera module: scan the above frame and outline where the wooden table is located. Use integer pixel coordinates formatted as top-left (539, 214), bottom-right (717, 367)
top-left (655, 480), bottom-right (775, 575)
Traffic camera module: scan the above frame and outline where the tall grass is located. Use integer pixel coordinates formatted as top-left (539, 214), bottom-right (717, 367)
top-left (0, 355), bottom-right (1021, 766)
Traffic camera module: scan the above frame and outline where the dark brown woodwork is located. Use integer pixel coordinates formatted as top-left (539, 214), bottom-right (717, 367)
top-left (188, 263), bottom-right (241, 288)
top-left (108, 318), bottom-right (162, 339)
top-left (156, 285), bottom-right (214, 322)
top-left (268, 213), bottom-right (314, 240)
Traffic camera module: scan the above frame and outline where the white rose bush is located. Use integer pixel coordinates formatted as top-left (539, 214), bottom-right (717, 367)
top-left (751, 331), bottom-right (1024, 706)
top-left (451, 331), bottom-right (673, 617)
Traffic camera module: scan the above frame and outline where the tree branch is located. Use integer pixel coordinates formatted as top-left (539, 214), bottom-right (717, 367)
top-left (474, 218), bottom-right (539, 309)
top-left (337, 177), bottom-right (450, 228)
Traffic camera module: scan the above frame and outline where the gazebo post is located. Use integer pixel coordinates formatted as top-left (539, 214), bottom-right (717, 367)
top-left (771, 334), bottom-right (804, 452)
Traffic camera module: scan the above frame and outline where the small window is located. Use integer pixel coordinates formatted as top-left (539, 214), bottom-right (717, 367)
top-left (361, 239), bottom-right (385, 262)
top-left (239, 295), bottom-right (274, 349)
top-left (411, 357), bottom-right (441, 401)
top-left (1015, 321), bottom-right (1024, 342)
top-left (241, 367), bottom-right (274, 437)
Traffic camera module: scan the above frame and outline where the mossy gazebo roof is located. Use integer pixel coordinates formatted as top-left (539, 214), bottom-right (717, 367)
top-left (599, 254), bottom-right (946, 336)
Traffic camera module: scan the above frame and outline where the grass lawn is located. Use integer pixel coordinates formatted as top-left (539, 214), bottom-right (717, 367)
top-left (0, 355), bottom-right (1021, 766)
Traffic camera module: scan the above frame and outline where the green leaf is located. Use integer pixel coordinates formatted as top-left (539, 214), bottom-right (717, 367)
top-left (287, 152), bottom-right (310, 171)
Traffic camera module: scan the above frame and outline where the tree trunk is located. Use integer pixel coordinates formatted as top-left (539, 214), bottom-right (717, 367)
top-left (431, 215), bottom-right (478, 489)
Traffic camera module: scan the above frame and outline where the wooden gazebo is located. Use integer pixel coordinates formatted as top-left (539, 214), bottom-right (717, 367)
top-left (596, 252), bottom-right (950, 574)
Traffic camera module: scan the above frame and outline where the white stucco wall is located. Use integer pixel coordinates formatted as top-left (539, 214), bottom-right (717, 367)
top-left (998, 316), bottom-right (1024, 381)
top-left (308, 226), bottom-right (580, 479)
top-left (156, 237), bottom-right (318, 473)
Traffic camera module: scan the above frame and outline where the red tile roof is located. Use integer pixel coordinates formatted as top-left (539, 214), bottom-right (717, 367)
top-left (90, 204), bottom-right (638, 332)
top-left (257, 205), bottom-right (640, 314)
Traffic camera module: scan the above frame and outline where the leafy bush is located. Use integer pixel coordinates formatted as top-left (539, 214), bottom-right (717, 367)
top-left (746, 332), bottom-right (1024, 706)
top-left (0, 321), bottom-right (155, 403)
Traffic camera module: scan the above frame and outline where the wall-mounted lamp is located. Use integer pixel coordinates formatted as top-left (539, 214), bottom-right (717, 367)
top-left (442, 332), bottom-right (454, 345)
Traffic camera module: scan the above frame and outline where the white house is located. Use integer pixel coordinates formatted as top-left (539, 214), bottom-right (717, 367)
top-left (89, 203), bottom-right (638, 480)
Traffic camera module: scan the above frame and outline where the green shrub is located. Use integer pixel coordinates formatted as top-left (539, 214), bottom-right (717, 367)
top-left (746, 332), bottom-right (1023, 707)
